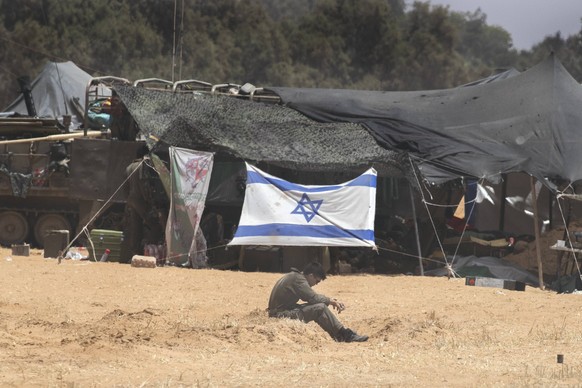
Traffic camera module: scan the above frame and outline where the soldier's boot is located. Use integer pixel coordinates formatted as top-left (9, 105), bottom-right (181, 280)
top-left (335, 327), bottom-right (368, 343)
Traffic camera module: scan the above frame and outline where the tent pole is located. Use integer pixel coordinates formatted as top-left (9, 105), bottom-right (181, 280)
top-left (499, 174), bottom-right (507, 231)
top-left (531, 176), bottom-right (545, 290)
top-left (548, 189), bottom-right (554, 230)
top-left (555, 199), bottom-right (572, 292)
top-left (409, 184), bottom-right (424, 276)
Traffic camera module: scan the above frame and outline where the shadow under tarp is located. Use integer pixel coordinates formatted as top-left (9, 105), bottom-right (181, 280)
top-left (425, 255), bottom-right (540, 287)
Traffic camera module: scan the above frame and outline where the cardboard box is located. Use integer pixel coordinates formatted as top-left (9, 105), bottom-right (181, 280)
top-left (11, 244), bottom-right (30, 256)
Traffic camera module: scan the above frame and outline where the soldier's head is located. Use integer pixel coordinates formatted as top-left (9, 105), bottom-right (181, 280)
top-left (303, 261), bottom-right (326, 286)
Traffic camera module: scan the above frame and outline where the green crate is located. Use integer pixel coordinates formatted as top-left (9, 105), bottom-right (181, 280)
top-left (89, 229), bottom-right (124, 262)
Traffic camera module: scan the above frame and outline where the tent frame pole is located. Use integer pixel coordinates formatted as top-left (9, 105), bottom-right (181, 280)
top-left (531, 176), bottom-right (545, 290)
top-left (499, 174), bottom-right (507, 231)
top-left (410, 185), bottom-right (424, 276)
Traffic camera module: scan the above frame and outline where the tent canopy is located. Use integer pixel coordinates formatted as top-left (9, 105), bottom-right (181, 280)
top-left (114, 85), bottom-right (407, 177)
top-left (4, 61), bottom-right (105, 129)
top-left (115, 55), bottom-right (582, 190)
top-left (268, 54), bottom-right (582, 190)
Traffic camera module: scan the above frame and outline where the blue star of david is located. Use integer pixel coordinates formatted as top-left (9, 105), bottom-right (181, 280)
top-left (291, 193), bottom-right (323, 222)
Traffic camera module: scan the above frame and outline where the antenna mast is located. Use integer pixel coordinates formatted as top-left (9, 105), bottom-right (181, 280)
top-left (179, 0), bottom-right (185, 80)
top-left (172, 0), bottom-right (178, 82)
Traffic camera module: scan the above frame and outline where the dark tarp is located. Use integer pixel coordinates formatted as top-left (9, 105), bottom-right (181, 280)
top-left (459, 67), bottom-right (520, 87)
top-left (268, 54), bottom-right (581, 190)
top-left (4, 61), bottom-right (109, 129)
top-left (114, 85), bottom-right (407, 177)
top-left (424, 255), bottom-right (540, 287)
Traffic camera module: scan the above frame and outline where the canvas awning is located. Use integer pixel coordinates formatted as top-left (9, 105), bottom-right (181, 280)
top-left (268, 54), bottom-right (582, 190)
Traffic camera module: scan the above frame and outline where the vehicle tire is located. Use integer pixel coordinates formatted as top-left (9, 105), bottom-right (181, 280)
top-left (33, 213), bottom-right (72, 248)
top-left (0, 211), bottom-right (29, 246)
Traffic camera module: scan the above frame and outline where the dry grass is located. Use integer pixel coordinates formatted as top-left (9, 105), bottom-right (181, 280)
top-left (2, 249), bottom-right (582, 386)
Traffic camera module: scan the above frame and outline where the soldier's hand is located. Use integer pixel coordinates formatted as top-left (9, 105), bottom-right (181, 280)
top-left (330, 299), bottom-right (345, 313)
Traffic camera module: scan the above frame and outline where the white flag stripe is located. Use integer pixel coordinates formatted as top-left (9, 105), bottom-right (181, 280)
top-left (229, 163), bottom-right (377, 247)
top-left (239, 185), bottom-right (375, 228)
top-left (228, 235), bottom-right (371, 247)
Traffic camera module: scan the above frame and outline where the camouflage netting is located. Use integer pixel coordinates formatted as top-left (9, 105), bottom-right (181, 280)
top-left (114, 85), bottom-right (408, 177)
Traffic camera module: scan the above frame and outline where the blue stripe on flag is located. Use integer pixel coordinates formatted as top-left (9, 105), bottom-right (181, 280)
top-left (234, 224), bottom-right (374, 241)
top-left (246, 170), bottom-right (376, 192)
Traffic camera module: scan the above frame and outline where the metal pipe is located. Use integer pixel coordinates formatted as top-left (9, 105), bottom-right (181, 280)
top-left (17, 76), bottom-right (37, 117)
top-left (0, 130), bottom-right (104, 145)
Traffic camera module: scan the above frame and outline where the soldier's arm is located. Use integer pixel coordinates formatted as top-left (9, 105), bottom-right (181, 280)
top-left (294, 276), bottom-right (330, 305)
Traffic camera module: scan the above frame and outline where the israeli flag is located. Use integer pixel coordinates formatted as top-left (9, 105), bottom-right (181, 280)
top-left (229, 163), bottom-right (377, 248)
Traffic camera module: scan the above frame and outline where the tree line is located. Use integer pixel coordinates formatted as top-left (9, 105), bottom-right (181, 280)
top-left (0, 0), bottom-right (580, 109)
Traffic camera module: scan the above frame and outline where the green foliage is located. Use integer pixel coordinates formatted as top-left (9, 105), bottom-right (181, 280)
top-left (451, 8), bottom-right (518, 78)
top-left (0, 0), bottom-right (580, 109)
top-left (394, 2), bottom-right (465, 90)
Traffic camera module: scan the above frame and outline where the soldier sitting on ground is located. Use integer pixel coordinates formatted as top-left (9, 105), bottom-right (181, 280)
top-left (268, 261), bottom-right (368, 343)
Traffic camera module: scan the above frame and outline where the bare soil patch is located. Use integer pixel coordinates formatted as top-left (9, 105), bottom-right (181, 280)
top-left (1, 247), bottom-right (582, 387)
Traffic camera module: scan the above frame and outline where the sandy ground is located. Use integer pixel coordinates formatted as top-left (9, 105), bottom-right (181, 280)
top-left (1, 247), bottom-right (582, 387)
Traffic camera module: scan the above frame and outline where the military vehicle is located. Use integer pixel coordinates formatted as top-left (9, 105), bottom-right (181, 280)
top-left (0, 69), bottom-right (265, 249)
top-left (0, 71), bottom-right (144, 248)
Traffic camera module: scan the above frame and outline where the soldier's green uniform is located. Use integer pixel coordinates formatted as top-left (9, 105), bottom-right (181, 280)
top-left (268, 267), bottom-right (345, 340)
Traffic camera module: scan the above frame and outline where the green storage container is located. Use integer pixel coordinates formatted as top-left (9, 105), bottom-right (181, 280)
top-left (89, 229), bottom-right (124, 262)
